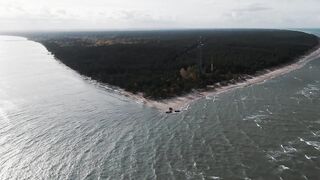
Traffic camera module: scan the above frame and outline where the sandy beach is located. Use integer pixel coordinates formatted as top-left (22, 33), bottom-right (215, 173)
top-left (118, 45), bottom-right (320, 112)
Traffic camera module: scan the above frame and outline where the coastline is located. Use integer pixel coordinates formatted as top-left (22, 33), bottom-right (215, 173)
top-left (119, 44), bottom-right (320, 112)
top-left (31, 34), bottom-right (320, 112)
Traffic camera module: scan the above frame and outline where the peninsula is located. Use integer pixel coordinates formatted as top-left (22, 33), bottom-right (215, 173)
top-left (26, 30), bottom-right (319, 108)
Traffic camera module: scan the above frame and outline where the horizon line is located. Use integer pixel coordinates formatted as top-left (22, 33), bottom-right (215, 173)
top-left (1, 27), bottom-right (320, 34)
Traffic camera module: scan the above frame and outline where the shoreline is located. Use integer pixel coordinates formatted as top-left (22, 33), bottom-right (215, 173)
top-left (30, 34), bottom-right (320, 112)
top-left (119, 45), bottom-right (320, 112)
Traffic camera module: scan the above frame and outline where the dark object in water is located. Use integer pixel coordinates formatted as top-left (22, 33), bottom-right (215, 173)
top-left (166, 107), bottom-right (173, 114)
top-left (166, 108), bottom-right (181, 114)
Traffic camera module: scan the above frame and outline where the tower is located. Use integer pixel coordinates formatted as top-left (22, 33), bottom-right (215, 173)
top-left (198, 36), bottom-right (204, 75)
top-left (211, 56), bottom-right (214, 72)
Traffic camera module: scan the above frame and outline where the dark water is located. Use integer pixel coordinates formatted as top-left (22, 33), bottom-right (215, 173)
top-left (0, 31), bottom-right (320, 180)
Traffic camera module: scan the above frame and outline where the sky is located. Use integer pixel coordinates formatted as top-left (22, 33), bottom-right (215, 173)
top-left (0, 0), bottom-right (319, 31)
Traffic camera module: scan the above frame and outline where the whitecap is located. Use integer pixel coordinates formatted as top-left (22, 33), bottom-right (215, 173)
top-left (241, 96), bottom-right (247, 101)
top-left (209, 176), bottom-right (222, 180)
top-left (205, 96), bottom-right (212, 100)
top-left (280, 144), bottom-right (297, 153)
top-left (305, 154), bottom-right (311, 160)
top-left (305, 141), bottom-right (320, 151)
top-left (298, 137), bottom-right (305, 142)
top-left (278, 165), bottom-right (290, 171)
top-left (266, 154), bottom-right (277, 161)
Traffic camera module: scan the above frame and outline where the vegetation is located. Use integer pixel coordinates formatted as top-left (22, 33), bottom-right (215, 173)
top-left (30, 30), bottom-right (319, 99)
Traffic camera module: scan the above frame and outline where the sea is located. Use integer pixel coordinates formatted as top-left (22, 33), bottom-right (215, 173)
top-left (0, 30), bottom-right (319, 179)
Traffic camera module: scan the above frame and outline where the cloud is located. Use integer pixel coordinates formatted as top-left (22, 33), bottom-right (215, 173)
top-left (0, 0), bottom-right (319, 31)
top-left (117, 10), bottom-right (176, 25)
top-left (234, 3), bottom-right (272, 13)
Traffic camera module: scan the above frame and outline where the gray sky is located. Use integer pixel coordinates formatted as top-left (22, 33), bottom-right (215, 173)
top-left (0, 0), bottom-right (319, 31)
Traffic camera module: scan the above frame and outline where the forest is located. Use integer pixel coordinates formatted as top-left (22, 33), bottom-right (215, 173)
top-left (29, 30), bottom-right (319, 99)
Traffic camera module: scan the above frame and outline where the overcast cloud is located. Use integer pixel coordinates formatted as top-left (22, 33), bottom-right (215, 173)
top-left (0, 0), bottom-right (319, 31)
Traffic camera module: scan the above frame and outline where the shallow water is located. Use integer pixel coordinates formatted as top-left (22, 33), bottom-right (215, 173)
top-left (0, 32), bottom-right (320, 179)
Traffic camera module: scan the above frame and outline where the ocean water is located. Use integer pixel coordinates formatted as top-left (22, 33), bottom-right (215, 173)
top-left (0, 31), bottom-right (320, 179)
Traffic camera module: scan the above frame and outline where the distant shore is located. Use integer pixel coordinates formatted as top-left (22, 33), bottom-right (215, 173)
top-left (29, 30), bottom-right (320, 112)
top-left (119, 44), bottom-right (320, 112)
top-left (33, 30), bottom-right (319, 101)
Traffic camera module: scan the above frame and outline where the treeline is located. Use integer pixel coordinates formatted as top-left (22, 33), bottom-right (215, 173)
top-left (37, 30), bottom-right (319, 99)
